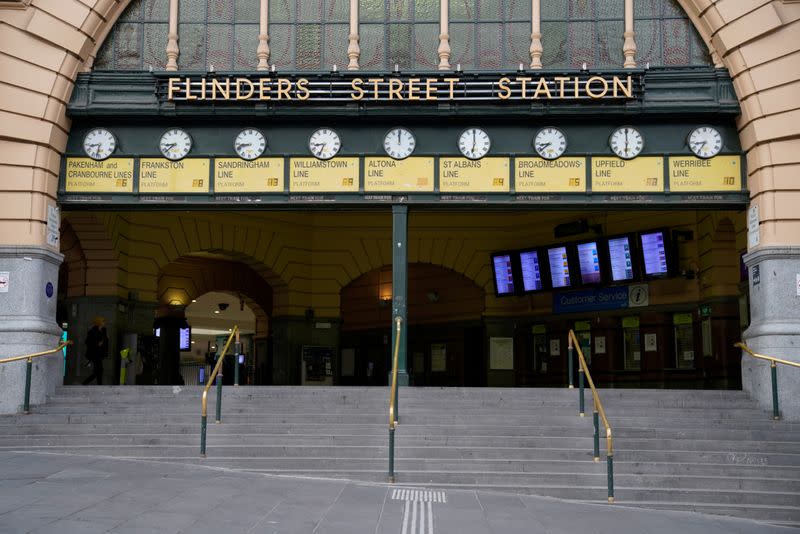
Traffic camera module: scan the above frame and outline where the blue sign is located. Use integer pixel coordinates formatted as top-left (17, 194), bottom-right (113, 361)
top-left (553, 286), bottom-right (629, 314)
top-left (45, 282), bottom-right (53, 298)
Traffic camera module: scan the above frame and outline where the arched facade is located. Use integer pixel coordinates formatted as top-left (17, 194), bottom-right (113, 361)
top-left (0, 0), bottom-right (798, 414)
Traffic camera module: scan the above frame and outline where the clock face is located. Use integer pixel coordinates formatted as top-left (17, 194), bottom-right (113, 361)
top-left (688, 126), bottom-right (722, 159)
top-left (458, 127), bottom-right (491, 160)
top-left (609, 126), bottom-right (644, 159)
top-left (83, 128), bottom-right (116, 160)
top-left (383, 127), bottom-right (416, 160)
top-left (309, 128), bottom-right (341, 160)
top-left (234, 129), bottom-right (266, 160)
top-left (534, 127), bottom-right (567, 160)
top-left (159, 128), bottom-right (192, 160)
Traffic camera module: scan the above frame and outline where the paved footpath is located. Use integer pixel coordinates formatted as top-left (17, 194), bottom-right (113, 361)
top-left (0, 451), bottom-right (794, 534)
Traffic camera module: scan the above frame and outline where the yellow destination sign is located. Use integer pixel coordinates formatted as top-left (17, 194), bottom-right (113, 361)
top-left (439, 157), bottom-right (510, 192)
top-left (591, 157), bottom-right (663, 192)
top-left (364, 157), bottom-right (434, 192)
top-left (289, 158), bottom-right (359, 192)
top-left (515, 157), bottom-right (586, 192)
top-left (214, 158), bottom-right (284, 193)
top-left (139, 159), bottom-right (210, 193)
top-left (668, 156), bottom-right (741, 192)
top-left (65, 158), bottom-right (134, 193)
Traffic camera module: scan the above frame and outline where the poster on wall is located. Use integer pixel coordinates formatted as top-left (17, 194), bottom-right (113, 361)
top-left (595, 336), bottom-right (606, 354)
top-left (489, 337), bottom-right (514, 370)
top-left (644, 333), bottom-right (657, 352)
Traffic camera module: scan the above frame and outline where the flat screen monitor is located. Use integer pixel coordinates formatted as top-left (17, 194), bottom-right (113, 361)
top-left (519, 250), bottom-right (545, 292)
top-left (640, 230), bottom-right (670, 278)
top-left (547, 246), bottom-right (572, 289)
top-left (179, 326), bottom-right (191, 351)
top-left (576, 241), bottom-right (602, 285)
top-left (491, 253), bottom-right (517, 296)
top-left (607, 235), bottom-right (636, 282)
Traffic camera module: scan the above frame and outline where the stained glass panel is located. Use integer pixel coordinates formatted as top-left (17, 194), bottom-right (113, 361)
top-left (116, 23), bottom-right (142, 69)
top-left (179, 0), bottom-right (205, 22)
top-left (144, 0), bottom-right (169, 21)
top-left (508, 0), bottom-right (528, 21)
top-left (324, 0), bottom-right (349, 22)
top-left (504, 22), bottom-right (530, 68)
top-left (477, 22), bottom-right (502, 69)
top-left (387, 23), bottom-right (413, 69)
top-left (595, 0), bottom-right (623, 19)
top-left (388, 0), bottom-right (412, 22)
top-left (478, 0), bottom-right (502, 21)
top-left (596, 19), bottom-right (623, 68)
top-left (298, 0), bottom-right (323, 23)
top-left (296, 24), bottom-right (323, 69)
top-left (541, 20), bottom-right (568, 68)
top-left (689, 28), bottom-right (711, 65)
top-left (663, 0), bottom-right (685, 18)
top-left (324, 23), bottom-right (349, 69)
top-left (235, 0), bottom-right (259, 22)
top-left (633, 19), bottom-right (660, 66)
top-left (413, 23), bottom-right (439, 69)
top-left (207, 24), bottom-right (233, 69)
top-left (359, 24), bottom-right (386, 69)
top-left (569, 0), bottom-right (594, 21)
top-left (120, 0), bottom-right (143, 21)
top-left (269, 24), bottom-right (295, 68)
top-left (662, 18), bottom-right (690, 66)
top-left (179, 23), bottom-right (206, 68)
top-left (634, 0), bottom-right (660, 18)
top-left (415, 0), bottom-right (438, 22)
top-left (449, 22), bottom-right (475, 70)
top-left (143, 23), bottom-right (168, 69)
top-left (361, 0), bottom-right (385, 23)
top-left (541, 1), bottom-right (567, 20)
top-left (450, 1), bottom-right (473, 22)
top-left (233, 23), bottom-right (258, 69)
top-left (269, 0), bottom-right (294, 23)
top-left (568, 21), bottom-right (594, 68)
top-left (94, 26), bottom-right (116, 69)
top-left (207, 0), bottom-right (234, 23)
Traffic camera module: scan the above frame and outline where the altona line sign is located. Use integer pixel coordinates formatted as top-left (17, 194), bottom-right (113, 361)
top-left (163, 73), bottom-right (640, 103)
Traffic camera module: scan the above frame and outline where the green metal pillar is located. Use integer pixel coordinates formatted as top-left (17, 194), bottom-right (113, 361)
top-left (391, 205), bottom-right (409, 389)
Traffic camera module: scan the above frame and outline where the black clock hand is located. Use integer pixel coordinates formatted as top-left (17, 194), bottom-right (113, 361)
top-left (397, 130), bottom-right (401, 143)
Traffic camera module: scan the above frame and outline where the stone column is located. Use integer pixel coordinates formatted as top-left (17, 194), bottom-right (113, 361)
top-left (529, 0), bottom-right (542, 69)
top-left (743, 247), bottom-right (800, 420)
top-left (166, 0), bottom-right (179, 70)
top-left (0, 247), bottom-right (63, 414)
top-left (347, 0), bottom-right (360, 70)
top-left (257, 0), bottom-right (270, 70)
top-left (437, 0), bottom-right (451, 70)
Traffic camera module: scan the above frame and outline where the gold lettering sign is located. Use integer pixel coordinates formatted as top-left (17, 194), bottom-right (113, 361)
top-left (364, 157), bottom-right (434, 192)
top-left (668, 156), bottom-right (741, 192)
top-left (515, 157), bottom-right (586, 192)
top-left (167, 75), bottom-right (635, 102)
top-left (289, 158), bottom-right (359, 192)
top-left (439, 158), bottom-right (510, 192)
top-left (591, 157), bottom-right (663, 192)
top-left (139, 159), bottom-right (210, 193)
top-left (214, 158), bottom-right (285, 193)
top-left (65, 158), bottom-right (134, 193)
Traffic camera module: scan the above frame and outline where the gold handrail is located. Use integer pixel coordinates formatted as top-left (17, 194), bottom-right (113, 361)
top-left (0, 341), bottom-right (73, 364)
top-left (388, 316), bottom-right (402, 429)
top-left (201, 326), bottom-right (239, 419)
top-left (568, 330), bottom-right (613, 456)
top-left (736, 342), bottom-right (800, 369)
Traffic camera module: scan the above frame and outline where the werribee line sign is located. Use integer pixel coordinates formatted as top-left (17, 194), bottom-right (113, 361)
top-left (163, 73), bottom-right (641, 104)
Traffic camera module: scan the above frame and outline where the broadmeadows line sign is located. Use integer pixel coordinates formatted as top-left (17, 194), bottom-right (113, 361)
top-left (164, 73), bottom-right (639, 103)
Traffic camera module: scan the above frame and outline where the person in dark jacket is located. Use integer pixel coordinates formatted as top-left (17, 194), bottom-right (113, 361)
top-left (82, 316), bottom-right (108, 385)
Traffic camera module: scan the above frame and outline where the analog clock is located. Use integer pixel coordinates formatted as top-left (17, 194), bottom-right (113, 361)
top-left (309, 128), bottom-right (341, 160)
top-left (534, 127), bottom-right (567, 160)
top-left (609, 126), bottom-right (644, 159)
top-left (234, 128), bottom-right (266, 160)
top-left (458, 127), bottom-right (490, 160)
top-left (83, 128), bottom-right (116, 160)
top-left (383, 127), bottom-right (416, 160)
top-left (688, 126), bottom-right (722, 159)
top-left (159, 128), bottom-right (192, 161)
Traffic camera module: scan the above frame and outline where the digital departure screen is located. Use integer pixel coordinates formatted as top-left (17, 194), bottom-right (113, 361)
top-left (179, 326), bottom-right (191, 351)
top-left (607, 236), bottom-right (635, 282)
top-left (492, 254), bottom-right (516, 295)
top-left (576, 241), bottom-right (601, 284)
top-left (520, 250), bottom-right (543, 291)
top-left (640, 231), bottom-right (669, 277)
top-left (547, 246), bottom-right (571, 288)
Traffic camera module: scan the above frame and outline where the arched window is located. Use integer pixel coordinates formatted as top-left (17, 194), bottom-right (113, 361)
top-left (360, 0), bottom-right (439, 71)
top-left (541, 0), bottom-right (625, 69)
top-left (634, 0), bottom-right (711, 66)
top-left (269, 0), bottom-right (349, 70)
top-left (94, 0), bottom-right (169, 70)
top-left (449, 0), bottom-right (530, 70)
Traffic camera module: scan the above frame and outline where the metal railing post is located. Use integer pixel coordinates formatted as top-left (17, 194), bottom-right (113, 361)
top-left (771, 361), bottom-right (780, 420)
top-left (578, 368), bottom-right (585, 417)
top-left (389, 426), bottom-right (396, 482)
top-left (607, 455), bottom-right (615, 503)
top-left (215, 373), bottom-right (223, 423)
top-left (593, 411), bottom-right (600, 461)
top-left (200, 413), bottom-right (207, 456)
top-left (568, 342), bottom-right (574, 388)
top-left (23, 357), bottom-right (32, 414)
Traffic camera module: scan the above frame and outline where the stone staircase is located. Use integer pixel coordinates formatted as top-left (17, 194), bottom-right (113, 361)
top-left (1, 386), bottom-right (798, 527)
